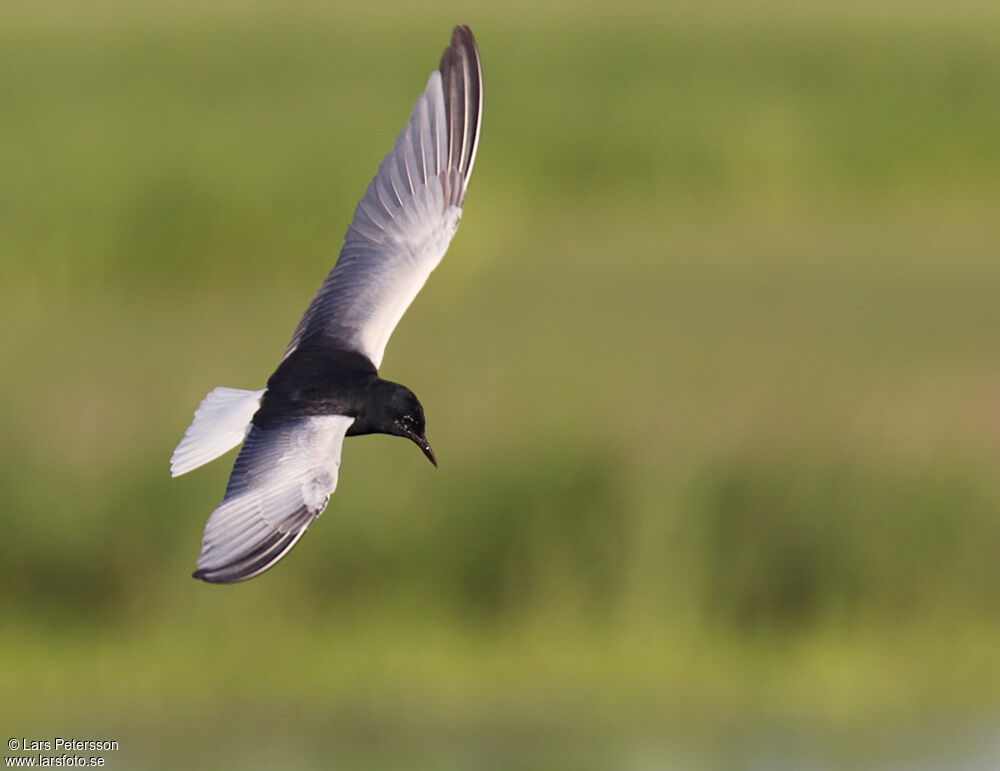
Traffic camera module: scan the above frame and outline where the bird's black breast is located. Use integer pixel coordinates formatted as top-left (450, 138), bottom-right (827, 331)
top-left (253, 343), bottom-right (378, 427)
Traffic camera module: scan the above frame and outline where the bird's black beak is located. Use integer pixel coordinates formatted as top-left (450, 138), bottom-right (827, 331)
top-left (405, 429), bottom-right (437, 467)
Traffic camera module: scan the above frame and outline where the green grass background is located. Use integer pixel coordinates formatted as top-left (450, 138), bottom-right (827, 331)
top-left (3, 1), bottom-right (1000, 768)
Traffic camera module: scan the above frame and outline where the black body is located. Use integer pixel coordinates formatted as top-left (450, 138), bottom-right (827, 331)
top-left (255, 340), bottom-right (432, 457)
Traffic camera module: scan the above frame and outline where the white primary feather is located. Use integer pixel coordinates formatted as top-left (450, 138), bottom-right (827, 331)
top-left (170, 387), bottom-right (266, 477)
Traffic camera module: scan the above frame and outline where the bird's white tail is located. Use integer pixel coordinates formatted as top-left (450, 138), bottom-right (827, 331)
top-left (170, 387), bottom-right (266, 477)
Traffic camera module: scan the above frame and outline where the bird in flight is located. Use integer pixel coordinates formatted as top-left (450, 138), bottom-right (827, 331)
top-left (170, 26), bottom-right (482, 583)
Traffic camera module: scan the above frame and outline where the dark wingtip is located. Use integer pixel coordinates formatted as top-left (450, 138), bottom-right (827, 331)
top-left (190, 526), bottom-right (309, 585)
top-left (438, 27), bottom-right (473, 86)
top-left (443, 25), bottom-right (477, 64)
top-left (192, 568), bottom-right (211, 582)
top-left (452, 24), bottom-right (475, 45)
top-left (192, 568), bottom-right (222, 583)
top-left (191, 566), bottom-right (252, 584)
top-left (192, 567), bottom-right (242, 584)
top-left (438, 25), bottom-right (482, 207)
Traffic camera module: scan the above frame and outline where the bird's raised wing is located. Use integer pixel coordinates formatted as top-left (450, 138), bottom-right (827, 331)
top-left (284, 25), bottom-right (482, 369)
top-left (193, 415), bottom-right (354, 583)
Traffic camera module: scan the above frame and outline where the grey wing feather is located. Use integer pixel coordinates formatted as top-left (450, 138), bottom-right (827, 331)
top-left (284, 26), bottom-right (483, 369)
top-left (192, 415), bottom-right (354, 583)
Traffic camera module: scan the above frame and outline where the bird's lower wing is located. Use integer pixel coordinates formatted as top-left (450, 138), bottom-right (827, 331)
top-left (193, 414), bottom-right (354, 583)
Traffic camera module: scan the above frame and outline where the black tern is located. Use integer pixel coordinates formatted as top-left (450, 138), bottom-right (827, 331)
top-left (171, 26), bottom-right (482, 583)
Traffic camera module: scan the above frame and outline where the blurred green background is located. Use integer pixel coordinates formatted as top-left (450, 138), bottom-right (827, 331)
top-left (3, 1), bottom-right (1000, 768)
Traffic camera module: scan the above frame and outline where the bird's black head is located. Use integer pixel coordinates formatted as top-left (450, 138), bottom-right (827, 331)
top-left (371, 380), bottom-right (437, 467)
